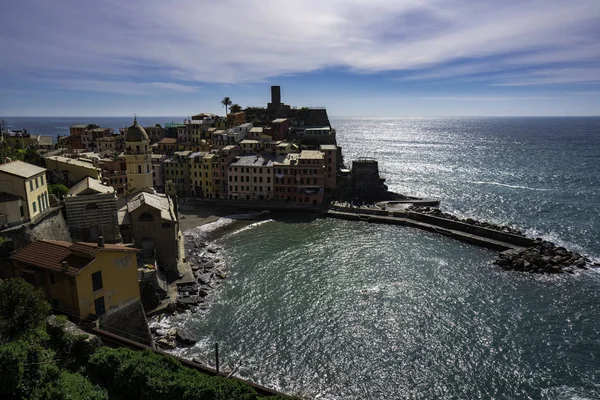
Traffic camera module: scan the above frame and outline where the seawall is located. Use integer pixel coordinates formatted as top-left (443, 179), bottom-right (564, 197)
top-left (326, 209), bottom-right (536, 252)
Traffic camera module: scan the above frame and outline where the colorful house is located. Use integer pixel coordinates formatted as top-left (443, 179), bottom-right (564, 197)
top-left (9, 239), bottom-right (140, 319)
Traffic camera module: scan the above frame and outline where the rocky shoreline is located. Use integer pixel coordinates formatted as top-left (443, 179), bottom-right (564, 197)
top-left (151, 238), bottom-right (229, 350)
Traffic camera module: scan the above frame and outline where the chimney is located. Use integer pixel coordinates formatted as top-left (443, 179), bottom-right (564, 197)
top-left (98, 236), bottom-right (105, 247)
top-left (61, 261), bottom-right (69, 272)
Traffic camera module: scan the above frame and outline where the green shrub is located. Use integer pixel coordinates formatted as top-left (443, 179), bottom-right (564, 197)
top-left (87, 347), bottom-right (268, 400)
top-left (36, 370), bottom-right (108, 400)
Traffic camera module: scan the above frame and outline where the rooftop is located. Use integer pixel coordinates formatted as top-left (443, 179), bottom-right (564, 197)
top-left (44, 156), bottom-right (101, 172)
top-left (10, 239), bottom-right (138, 277)
top-left (320, 144), bottom-right (337, 151)
top-left (120, 191), bottom-right (175, 222)
top-left (0, 160), bottom-right (46, 179)
top-left (230, 155), bottom-right (274, 167)
top-left (299, 150), bottom-right (325, 159)
top-left (249, 127), bottom-right (264, 133)
top-left (68, 177), bottom-right (114, 196)
top-left (158, 138), bottom-right (178, 145)
top-left (272, 118), bottom-right (288, 123)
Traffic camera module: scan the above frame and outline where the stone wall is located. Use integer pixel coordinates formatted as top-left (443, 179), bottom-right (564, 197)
top-left (1, 207), bottom-right (71, 251)
top-left (99, 299), bottom-right (153, 347)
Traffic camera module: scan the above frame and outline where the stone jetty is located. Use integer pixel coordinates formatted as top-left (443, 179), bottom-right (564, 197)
top-left (328, 202), bottom-right (597, 275)
top-left (408, 205), bottom-right (524, 236)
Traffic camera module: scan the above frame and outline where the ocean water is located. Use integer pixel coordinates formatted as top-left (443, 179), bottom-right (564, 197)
top-left (6, 116), bottom-right (600, 398)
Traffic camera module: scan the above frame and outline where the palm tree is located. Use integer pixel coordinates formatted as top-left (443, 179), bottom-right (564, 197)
top-left (220, 97), bottom-right (233, 115)
top-left (230, 103), bottom-right (242, 113)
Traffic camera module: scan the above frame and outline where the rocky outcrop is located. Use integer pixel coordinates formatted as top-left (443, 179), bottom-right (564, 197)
top-left (494, 241), bottom-right (592, 274)
top-left (408, 206), bottom-right (524, 236)
top-left (175, 239), bottom-right (230, 313)
top-left (175, 328), bottom-right (197, 345)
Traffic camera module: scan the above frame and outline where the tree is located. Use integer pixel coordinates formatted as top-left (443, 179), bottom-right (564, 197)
top-left (221, 96), bottom-right (233, 115)
top-left (0, 278), bottom-right (51, 342)
top-left (49, 183), bottom-right (69, 198)
top-left (230, 103), bottom-right (242, 113)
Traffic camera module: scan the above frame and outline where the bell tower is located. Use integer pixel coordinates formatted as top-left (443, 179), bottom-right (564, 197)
top-left (124, 117), bottom-right (153, 194)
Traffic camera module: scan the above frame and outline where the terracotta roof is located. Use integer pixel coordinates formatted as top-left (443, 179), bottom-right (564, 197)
top-left (10, 240), bottom-right (138, 277)
top-left (159, 138), bottom-right (177, 144)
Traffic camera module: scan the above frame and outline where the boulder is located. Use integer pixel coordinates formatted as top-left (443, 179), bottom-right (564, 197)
top-left (157, 338), bottom-right (177, 349)
top-left (198, 273), bottom-right (212, 284)
top-left (207, 247), bottom-right (218, 254)
top-left (176, 328), bottom-right (197, 345)
top-left (177, 297), bottom-right (202, 308)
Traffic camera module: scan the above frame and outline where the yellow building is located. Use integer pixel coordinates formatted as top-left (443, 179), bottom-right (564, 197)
top-left (44, 155), bottom-right (102, 185)
top-left (9, 239), bottom-right (140, 319)
top-left (123, 118), bottom-right (153, 195)
top-left (163, 151), bottom-right (191, 197)
top-left (189, 152), bottom-right (206, 196)
top-left (200, 153), bottom-right (218, 198)
top-left (0, 160), bottom-right (50, 222)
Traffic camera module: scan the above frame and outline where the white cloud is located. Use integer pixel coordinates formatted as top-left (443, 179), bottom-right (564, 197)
top-left (1, 0), bottom-right (599, 86)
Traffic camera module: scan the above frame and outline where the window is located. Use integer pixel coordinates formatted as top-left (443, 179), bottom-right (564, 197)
top-left (139, 212), bottom-right (154, 221)
top-left (33, 201), bottom-right (37, 213)
top-left (30, 180), bottom-right (34, 191)
top-left (92, 271), bottom-right (103, 292)
top-left (40, 175), bottom-right (44, 185)
top-left (137, 165), bottom-right (142, 174)
top-left (94, 296), bottom-right (106, 316)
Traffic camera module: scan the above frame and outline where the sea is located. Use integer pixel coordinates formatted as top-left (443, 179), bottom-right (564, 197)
top-left (4, 116), bottom-right (600, 399)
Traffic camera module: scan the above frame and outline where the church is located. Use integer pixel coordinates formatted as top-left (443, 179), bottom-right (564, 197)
top-left (117, 118), bottom-right (182, 277)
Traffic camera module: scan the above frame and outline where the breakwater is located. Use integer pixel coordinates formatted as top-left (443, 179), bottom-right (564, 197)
top-left (326, 205), bottom-right (597, 274)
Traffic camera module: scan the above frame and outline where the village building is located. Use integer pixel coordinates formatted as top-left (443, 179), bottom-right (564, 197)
top-left (117, 191), bottom-right (180, 275)
top-left (320, 144), bottom-right (339, 190)
top-left (163, 151), bottom-right (191, 198)
top-left (44, 155), bottom-right (102, 185)
top-left (0, 160), bottom-right (50, 223)
top-left (0, 192), bottom-right (24, 228)
top-left (64, 177), bottom-right (121, 243)
top-left (9, 239), bottom-right (140, 319)
top-left (157, 137), bottom-right (178, 155)
top-left (152, 154), bottom-right (166, 193)
top-left (100, 158), bottom-right (128, 195)
top-left (189, 152), bottom-right (206, 197)
top-left (273, 150), bottom-right (325, 205)
top-left (228, 155), bottom-right (274, 201)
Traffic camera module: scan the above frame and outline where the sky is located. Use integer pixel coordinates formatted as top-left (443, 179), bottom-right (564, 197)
top-left (1, 0), bottom-right (599, 117)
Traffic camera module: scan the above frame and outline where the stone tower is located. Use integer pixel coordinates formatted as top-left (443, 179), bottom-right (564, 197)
top-left (124, 117), bottom-right (153, 194)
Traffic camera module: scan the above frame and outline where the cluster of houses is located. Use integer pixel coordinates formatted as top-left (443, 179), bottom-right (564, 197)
top-left (0, 86), bottom-right (344, 339)
top-left (0, 120), bottom-right (184, 341)
top-left (46, 86), bottom-right (341, 206)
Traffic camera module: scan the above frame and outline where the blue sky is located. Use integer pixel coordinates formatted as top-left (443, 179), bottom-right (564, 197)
top-left (1, 0), bottom-right (599, 117)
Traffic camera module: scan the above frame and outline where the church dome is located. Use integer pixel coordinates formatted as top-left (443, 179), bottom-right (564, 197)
top-left (125, 117), bottom-right (149, 142)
